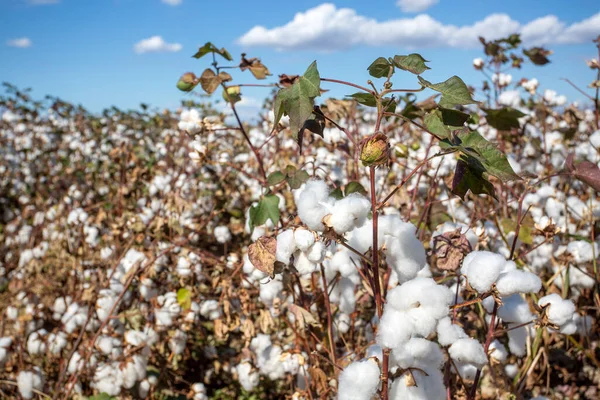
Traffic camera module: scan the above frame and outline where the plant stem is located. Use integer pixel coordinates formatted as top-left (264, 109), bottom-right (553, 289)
top-left (320, 78), bottom-right (375, 95)
top-left (468, 301), bottom-right (499, 400)
top-left (320, 264), bottom-right (337, 366)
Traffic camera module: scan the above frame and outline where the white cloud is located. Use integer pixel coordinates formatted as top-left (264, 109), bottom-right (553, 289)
top-left (133, 36), bottom-right (182, 54)
top-left (28, 0), bottom-right (60, 4)
top-left (237, 3), bottom-right (600, 52)
top-left (6, 37), bottom-right (32, 48)
top-left (396, 0), bottom-right (438, 13)
top-left (161, 0), bottom-right (182, 5)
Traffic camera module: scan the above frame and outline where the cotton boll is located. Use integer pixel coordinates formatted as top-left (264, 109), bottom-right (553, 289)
top-left (335, 312), bottom-right (351, 335)
top-left (449, 338), bottom-right (487, 368)
top-left (259, 277), bottom-right (283, 306)
top-left (505, 364), bottom-right (519, 378)
top-left (461, 251), bottom-right (506, 293)
top-left (276, 230), bottom-right (296, 264)
top-left (455, 362), bottom-right (479, 381)
top-left (48, 332), bottom-right (67, 354)
top-left (17, 369), bottom-right (44, 400)
top-left (27, 329), bottom-right (47, 355)
top-left (485, 294), bottom-right (534, 324)
top-left (495, 270), bottom-right (541, 296)
top-left (386, 278), bottom-right (454, 322)
top-left (92, 362), bottom-right (123, 396)
top-left (306, 241), bottom-right (326, 263)
top-left (296, 180), bottom-right (334, 231)
top-left (337, 278), bottom-right (356, 315)
top-left (337, 358), bottom-right (380, 400)
top-left (436, 317), bottom-right (468, 346)
top-left (214, 225), bottom-right (232, 243)
top-left (366, 344), bottom-right (383, 362)
top-left (377, 309), bottom-right (413, 348)
top-left (329, 193), bottom-right (371, 234)
top-left (293, 252), bottom-right (319, 276)
top-left (199, 300), bottom-right (221, 320)
top-left (507, 325), bottom-right (529, 356)
top-left (169, 330), bottom-right (187, 355)
top-left (489, 340), bottom-right (508, 363)
top-left (294, 229), bottom-right (315, 251)
top-left (192, 382), bottom-right (208, 400)
top-left (538, 294), bottom-right (576, 327)
top-left (329, 249), bottom-right (358, 278)
top-left (235, 362), bottom-right (260, 392)
top-left (176, 256), bottom-right (193, 277)
top-left (389, 367), bottom-right (445, 400)
top-left (391, 338), bottom-right (444, 370)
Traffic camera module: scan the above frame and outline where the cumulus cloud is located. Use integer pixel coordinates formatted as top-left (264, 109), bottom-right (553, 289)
top-left (6, 37), bottom-right (32, 48)
top-left (161, 0), bottom-right (182, 5)
top-left (134, 36), bottom-right (182, 54)
top-left (237, 3), bottom-right (600, 52)
top-left (397, 0), bottom-right (438, 13)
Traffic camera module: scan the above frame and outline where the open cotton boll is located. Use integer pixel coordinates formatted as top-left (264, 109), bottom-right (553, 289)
top-left (507, 325), bottom-right (529, 356)
top-left (505, 364), bottom-right (519, 378)
top-left (495, 270), bottom-right (541, 296)
top-left (294, 229), bottom-right (315, 251)
top-left (461, 251), bottom-right (506, 293)
top-left (328, 193), bottom-right (371, 234)
top-left (293, 252), bottom-right (319, 276)
top-left (306, 241), bottom-right (326, 263)
top-left (391, 338), bottom-right (444, 370)
top-left (199, 300), bottom-right (221, 320)
top-left (386, 278), bottom-right (453, 321)
top-left (436, 317), bottom-right (468, 346)
top-left (17, 369), bottom-right (44, 400)
top-left (192, 382), bottom-right (208, 400)
top-left (484, 294), bottom-right (534, 324)
top-left (259, 277), bottom-right (283, 306)
top-left (377, 309), bottom-right (414, 348)
top-left (389, 367), bottom-right (445, 400)
top-left (337, 358), bottom-right (380, 400)
top-left (276, 230), bottom-right (296, 264)
top-left (538, 294), bottom-right (576, 327)
top-left (489, 340), bottom-right (508, 363)
top-left (296, 180), bottom-right (334, 231)
top-left (236, 361), bottom-right (260, 392)
top-left (92, 362), bottom-right (123, 396)
top-left (337, 278), bottom-right (356, 315)
top-left (455, 362), bottom-right (478, 381)
top-left (449, 338), bottom-right (487, 368)
top-left (214, 225), bottom-right (231, 243)
top-left (329, 249), bottom-right (358, 278)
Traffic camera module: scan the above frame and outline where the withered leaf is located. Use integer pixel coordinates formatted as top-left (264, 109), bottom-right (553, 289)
top-left (199, 69), bottom-right (222, 94)
top-left (432, 228), bottom-right (472, 271)
top-left (566, 153), bottom-right (600, 192)
top-left (248, 236), bottom-right (278, 278)
top-left (288, 304), bottom-right (321, 329)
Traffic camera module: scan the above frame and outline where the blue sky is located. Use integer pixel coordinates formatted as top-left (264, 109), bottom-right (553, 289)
top-left (1, 0), bottom-right (599, 115)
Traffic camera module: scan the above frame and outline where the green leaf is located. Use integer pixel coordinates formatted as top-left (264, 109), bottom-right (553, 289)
top-left (368, 57), bottom-right (394, 78)
top-left (285, 165), bottom-right (310, 189)
top-left (330, 188), bottom-right (344, 200)
top-left (249, 194), bottom-right (280, 231)
top-left (424, 108), bottom-right (469, 139)
top-left (272, 61), bottom-right (321, 134)
top-left (483, 107), bottom-right (527, 130)
top-left (392, 54), bottom-right (430, 75)
top-left (348, 92), bottom-right (377, 107)
top-left (501, 215), bottom-right (534, 245)
top-left (267, 171), bottom-right (286, 186)
top-left (451, 159), bottom-right (497, 200)
top-left (177, 288), bottom-right (192, 311)
top-left (441, 130), bottom-right (520, 182)
top-left (192, 42), bottom-right (233, 61)
top-left (418, 76), bottom-right (476, 107)
top-left (345, 181), bottom-right (367, 196)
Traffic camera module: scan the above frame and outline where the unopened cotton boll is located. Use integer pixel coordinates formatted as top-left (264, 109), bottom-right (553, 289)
top-left (461, 251), bottom-right (506, 293)
top-left (337, 358), bottom-right (380, 400)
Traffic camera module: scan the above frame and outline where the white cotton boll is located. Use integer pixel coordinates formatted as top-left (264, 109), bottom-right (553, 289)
top-left (169, 330), bottom-right (187, 355)
top-left (489, 340), bottom-right (508, 363)
top-left (214, 225), bottom-right (232, 243)
top-left (192, 382), bottom-right (208, 400)
top-left (122, 354), bottom-right (147, 389)
top-left (389, 367), bottom-right (445, 400)
top-left (553, 264), bottom-right (595, 289)
top-left (92, 362), bottom-right (123, 396)
top-left (281, 353), bottom-right (302, 375)
top-left (335, 312), bottom-right (351, 334)
top-left (124, 330), bottom-right (148, 347)
top-left (48, 332), bottom-right (67, 354)
top-left (461, 251), bottom-right (506, 293)
top-left (337, 278), bottom-right (356, 314)
top-left (68, 352), bottom-right (84, 374)
top-left (449, 338), bottom-right (487, 368)
top-left (386, 278), bottom-right (453, 322)
top-left (199, 300), bottom-right (221, 320)
top-left (329, 193), bottom-right (371, 234)
top-left (567, 241), bottom-right (598, 263)
top-left (538, 294), bottom-right (576, 327)
top-left (293, 252), bottom-right (318, 276)
top-left (377, 309), bottom-right (413, 348)
top-left (505, 363), bottom-right (519, 378)
top-left (337, 358), bottom-right (380, 400)
top-left (17, 369), bottom-right (44, 400)
top-left (296, 180), bottom-right (334, 231)
top-left (455, 362), bottom-right (479, 381)
top-left (559, 320), bottom-right (577, 335)
top-left (27, 330), bottom-right (47, 355)
top-left (235, 362), bottom-right (260, 392)
top-left (366, 344), bottom-right (383, 362)
top-left (176, 256), bottom-right (192, 277)
top-left (507, 325), bottom-right (529, 356)
top-left (485, 294), bottom-right (533, 324)
top-left (139, 379), bottom-right (151, 398)
top-left (391, 338), bottom-right (444, 370)
top-left (436, 317), bottom-right (468, 346)
top-left (495, 270), bottom-right (541, 296)
top-left (329, 249), bottom-right (357, 278)
top-left (294, 229), bottom-right (315, 251)
top-left (306, 241), bottom-right (326, 263)
top-left (573, 314), bottom-right (594, 335)
top-left (259, 278), bottom-right (283, 306)
top-left (276, 230), bottom-right (296, 264)
top-left (6, 306), bottom-right (18, 320)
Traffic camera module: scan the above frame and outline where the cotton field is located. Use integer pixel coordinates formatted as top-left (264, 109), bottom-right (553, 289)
top-left (1, 35), bottom-right (600, 400)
